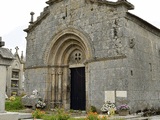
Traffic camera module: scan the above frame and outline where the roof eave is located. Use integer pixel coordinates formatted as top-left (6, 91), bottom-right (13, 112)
top-left (126, 12), bottom-right (160, 37)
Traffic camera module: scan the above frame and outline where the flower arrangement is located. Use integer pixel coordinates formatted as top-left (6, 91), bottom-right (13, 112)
top-left (117, 104), bottom-right (130, 111)
top-left (32, 109), bottom-right (45, 119)
top-left (101, 101), bottom-right (116, 113)
top-left (35, 99), bottom-right (46, 109)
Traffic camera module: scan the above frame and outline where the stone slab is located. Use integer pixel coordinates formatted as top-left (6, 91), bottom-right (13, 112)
top-left (0, 113), bottom-right (18, 120)
top-left (18, 113), bottom-right (32, 119)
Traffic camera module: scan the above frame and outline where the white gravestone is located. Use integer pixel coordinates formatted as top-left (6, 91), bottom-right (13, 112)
top-left (116, 91), bottom-right (127, 98)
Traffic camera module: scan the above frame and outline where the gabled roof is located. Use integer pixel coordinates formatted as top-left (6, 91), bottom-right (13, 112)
top-left (24, 0), bottom-right (134, 33)
top-left (24, 0), bottom-right (160, 36)
top-left (0, 48), bottom-right (14, 60)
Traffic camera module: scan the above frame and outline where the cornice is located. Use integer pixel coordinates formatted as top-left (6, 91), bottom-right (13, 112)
top-left (88, 0), bottom-right (134, 10)
top-left (46, 0), bottom-right (134, 10)
top-left (46, 0), bottom-right (63, 5)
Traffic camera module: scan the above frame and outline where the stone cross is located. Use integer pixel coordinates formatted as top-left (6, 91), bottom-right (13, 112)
top-left (15, 46), bottom-right (19, 53)
top-left (0, 37), bottom-right (5, 47)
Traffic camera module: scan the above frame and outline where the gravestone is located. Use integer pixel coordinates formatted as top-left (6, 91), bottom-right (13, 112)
top-left (0, 37), bottom-right (19, 120)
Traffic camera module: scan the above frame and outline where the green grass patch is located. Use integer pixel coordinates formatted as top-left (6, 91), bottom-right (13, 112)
top-left (5, 96), bottom-right (24, 111)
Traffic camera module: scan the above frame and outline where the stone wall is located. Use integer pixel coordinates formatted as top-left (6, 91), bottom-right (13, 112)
top-left (88, 58), bottom-right (129, 109)
top-left (123, 15), bottom-right (160, 111)
top-left (24, 68), bottom-right (48, 98)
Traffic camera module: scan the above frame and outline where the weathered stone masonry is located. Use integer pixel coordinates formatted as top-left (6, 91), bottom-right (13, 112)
top-left (24, 0), bottom-right (160, 112)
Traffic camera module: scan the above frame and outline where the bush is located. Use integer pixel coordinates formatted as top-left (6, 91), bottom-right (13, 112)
top-left (90, 106), bottom-right (97, 112)
top-left (5, 96), bottom-right (24, 111)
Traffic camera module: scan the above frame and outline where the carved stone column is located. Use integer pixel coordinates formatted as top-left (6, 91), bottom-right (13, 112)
top-left (57, 70), bottom-right (63, 103)
top-left (51, 69), bottom-right (56, 105)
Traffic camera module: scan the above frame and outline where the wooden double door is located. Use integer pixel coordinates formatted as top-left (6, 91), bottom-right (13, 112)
top-left (70, 67), bottom-right (86, 110)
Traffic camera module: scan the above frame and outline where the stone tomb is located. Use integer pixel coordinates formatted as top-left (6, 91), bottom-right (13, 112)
top-left (0, 37), bottom-right (18, 120)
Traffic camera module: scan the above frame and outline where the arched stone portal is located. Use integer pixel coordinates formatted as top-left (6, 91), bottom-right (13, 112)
top-left (46, 28), bottom-right (93, 110)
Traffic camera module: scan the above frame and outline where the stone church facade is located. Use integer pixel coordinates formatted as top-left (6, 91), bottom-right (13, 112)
top-left (24, 0), bottom-right (160, 112)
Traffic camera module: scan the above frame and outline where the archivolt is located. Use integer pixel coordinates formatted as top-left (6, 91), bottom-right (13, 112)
top-left (46, 28), bottom-right (93, 65)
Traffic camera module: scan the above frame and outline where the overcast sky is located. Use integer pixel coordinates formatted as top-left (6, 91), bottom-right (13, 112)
top-left (0, 0), bottom-right (160, 55)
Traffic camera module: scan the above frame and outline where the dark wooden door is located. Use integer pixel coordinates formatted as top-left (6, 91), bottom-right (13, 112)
top-left (70, 67), bottom-right (86, 110)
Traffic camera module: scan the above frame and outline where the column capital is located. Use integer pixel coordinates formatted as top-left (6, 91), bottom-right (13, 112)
top-left (57, 71), bottom-right (63, 75)
top-left (51, 68), bottom-right (56, 75)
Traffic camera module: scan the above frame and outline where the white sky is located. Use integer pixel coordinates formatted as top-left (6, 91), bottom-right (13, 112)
top-left (0, 0), bottom-right (160, 55)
